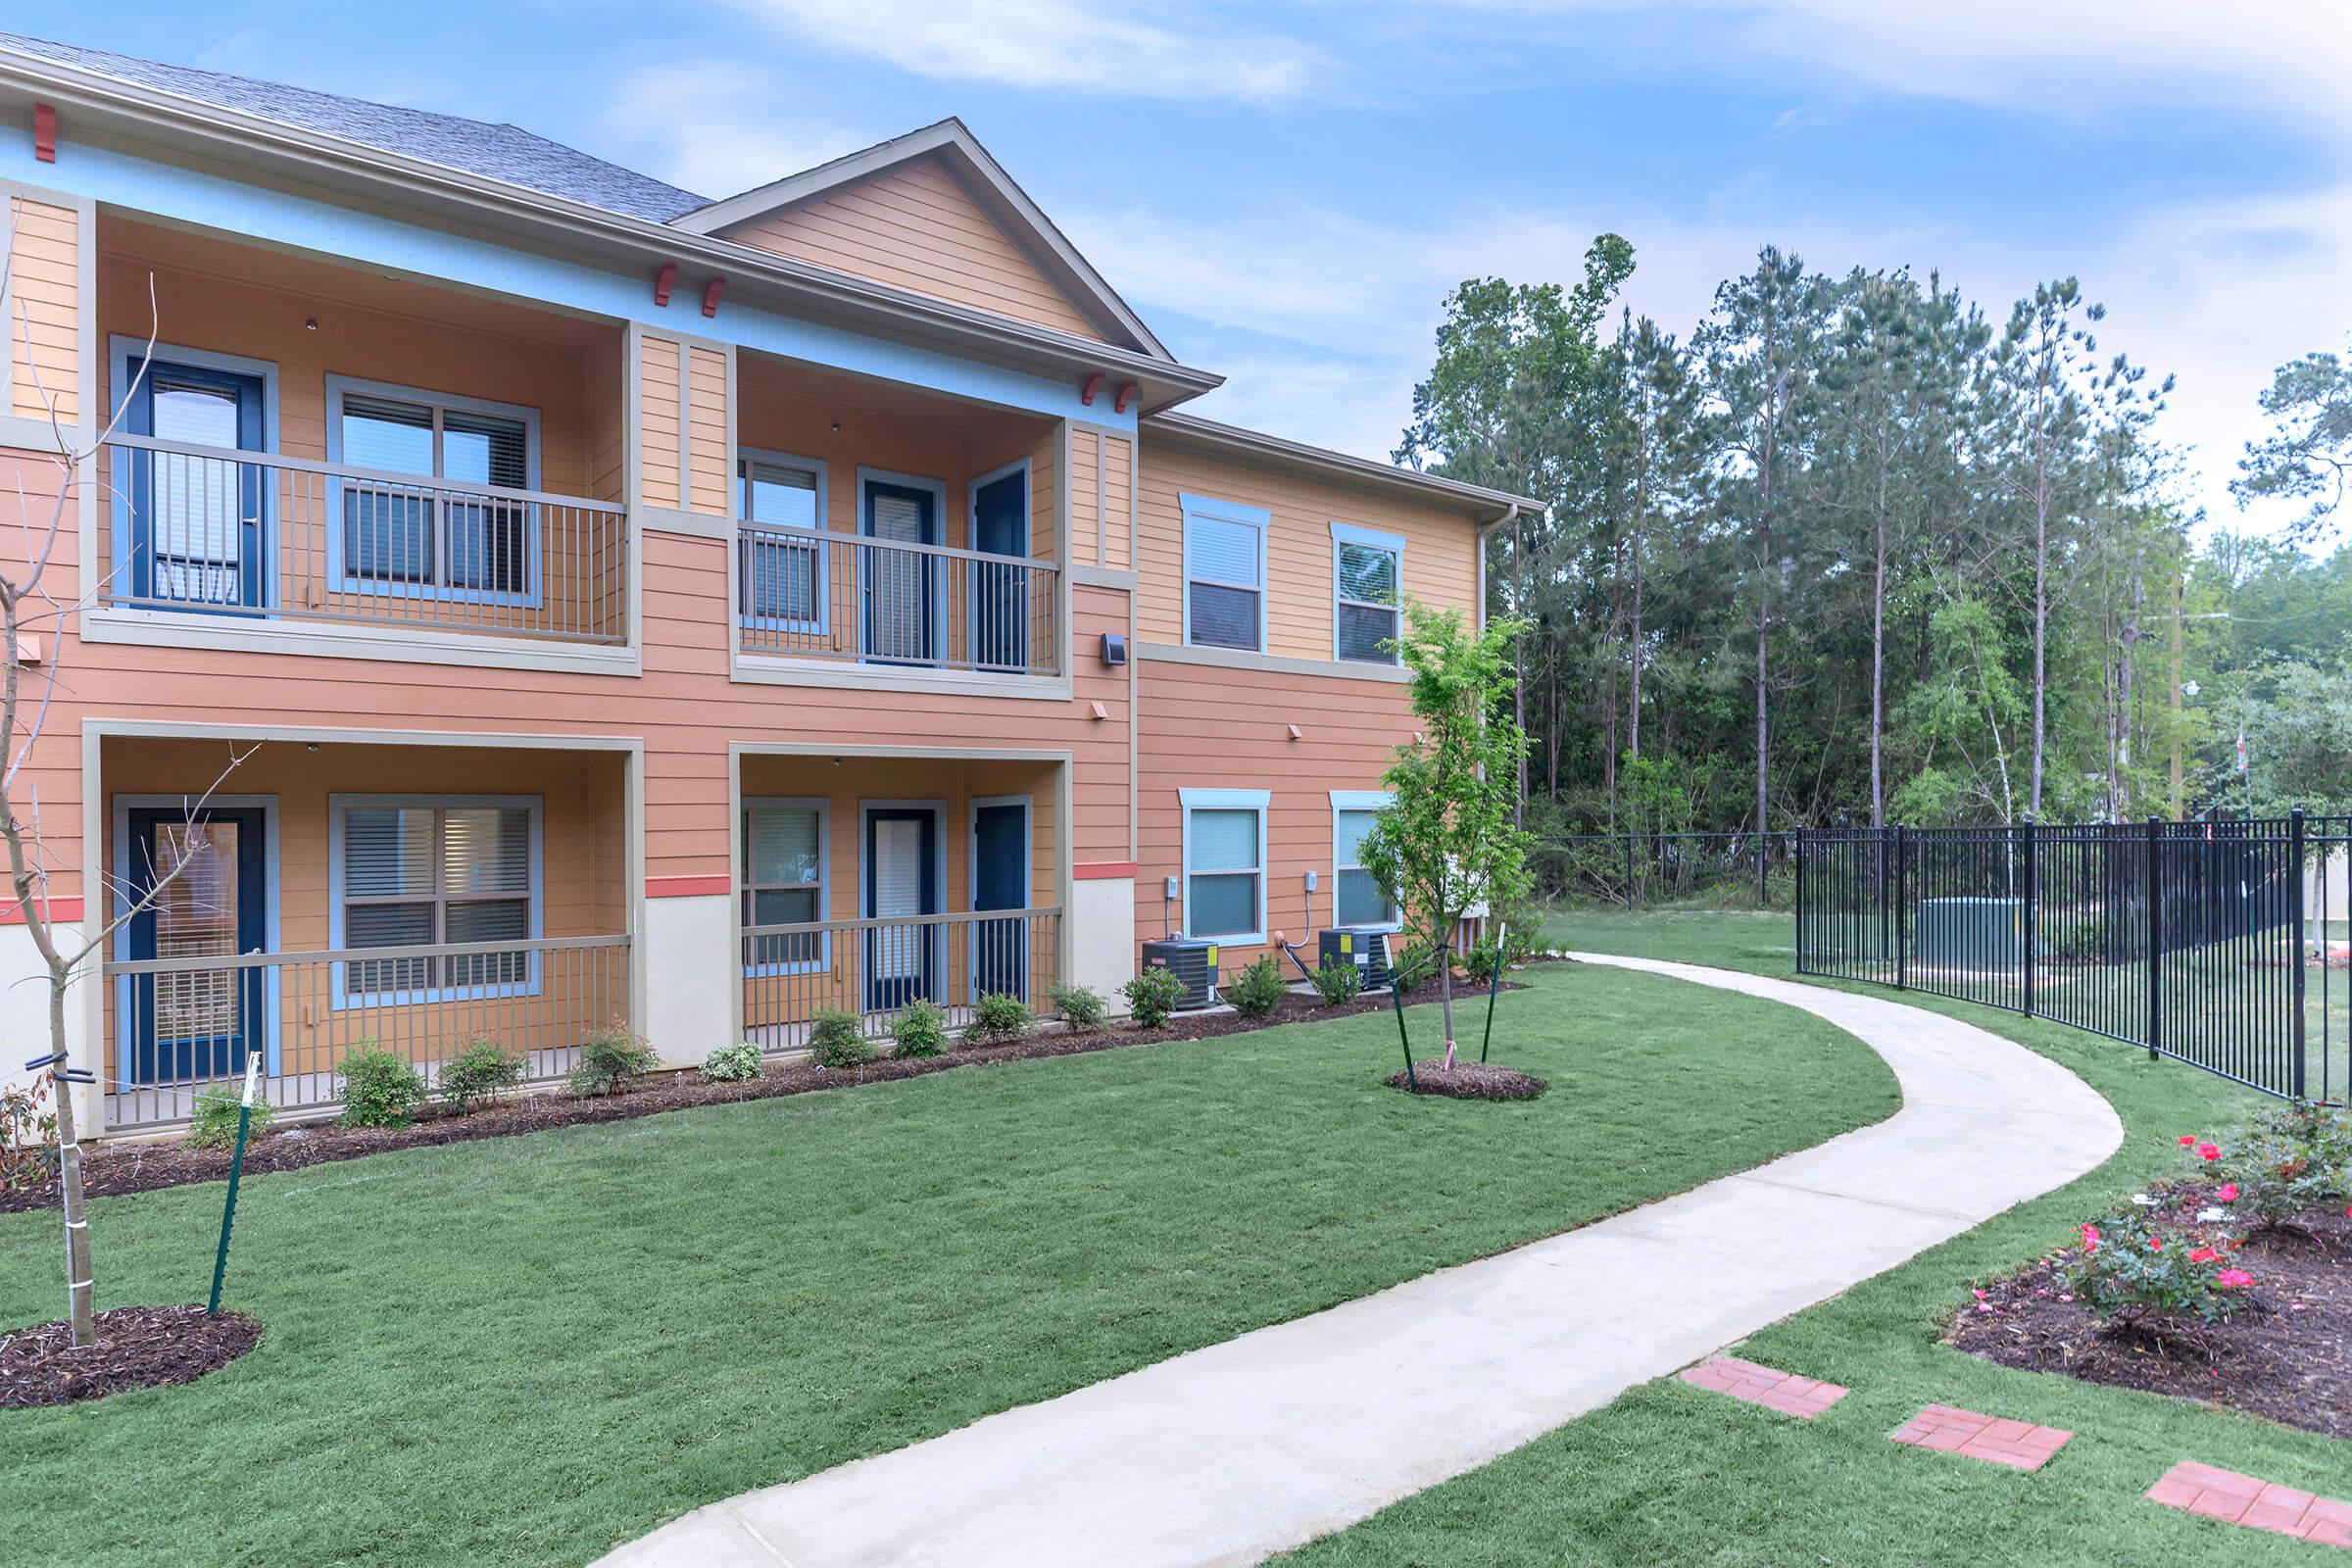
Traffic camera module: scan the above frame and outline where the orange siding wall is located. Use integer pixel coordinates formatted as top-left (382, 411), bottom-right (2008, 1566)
top-left (686, 343), bottom-right (729, 515)
top-left (726, 157), bottom-right (1103, 342)
top-left (1065, 426), bottom-right (1135, 572)
top-left (1067, 428), bottom-right (1098, 567)
top-left (639, 335), bottom-right (681, 510)
top-left (6, 196), bottom-right (78, 423)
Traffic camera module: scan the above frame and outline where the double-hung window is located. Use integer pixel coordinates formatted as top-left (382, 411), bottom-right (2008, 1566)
top-left (1331, 522), bottom-right (1404, 664)
top-left (332, 796), bottom-right (540, 1003)
top-left (328, 376), bottom-right (539, 601)
top-left (1180, 788), bottom-right (1269, 943)
top-left (1182, 494), bottom-right (1268, 653)
top-left (743, 798), bottom-right (828, 973)
top-left (1330, 790), bottom-right (1400, 929)
top-left (737, 451), bottom-right (828, 633)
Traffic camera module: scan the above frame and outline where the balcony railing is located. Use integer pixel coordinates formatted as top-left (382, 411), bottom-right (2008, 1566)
top-left (99, 434), bottom-right (629, 644)
top-left (736, 523), bottom-right (1059, 675)
top-left (741, 906), bottom-right (1062, 1050)
top-left (101, 933), bottom-right (632, 1131)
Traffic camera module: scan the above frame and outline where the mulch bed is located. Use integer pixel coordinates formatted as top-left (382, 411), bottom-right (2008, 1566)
top-left (1951, 1193), bottom-right (2352, 1440)
top-left (0, 972), bottom-right (1517, 1214)
top-left (1, 1305), bottom-right (262, 1408)
top-left (1386, 1059), bottom-right (1549, 1100)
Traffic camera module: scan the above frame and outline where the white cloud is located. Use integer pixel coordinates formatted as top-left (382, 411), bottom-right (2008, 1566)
top-left (601, 61), bottom-right (875, 198)
top-left (723, 0), bottom-right (1329, 105)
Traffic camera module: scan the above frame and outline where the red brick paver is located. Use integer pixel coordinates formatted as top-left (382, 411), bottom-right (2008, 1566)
top-left (1676, 1356), bottom-right (1849, 1419)
top-left (2146, 1461), bottom-right (2352, 1547)
top-left (1887, 1404), bottom-right (2074, 1471)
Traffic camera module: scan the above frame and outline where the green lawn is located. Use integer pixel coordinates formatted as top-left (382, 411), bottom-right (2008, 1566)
top-left (1285, 909), bottom-right (2352, 1566)
top-left (0, 962), bottom-right (1894, 1568)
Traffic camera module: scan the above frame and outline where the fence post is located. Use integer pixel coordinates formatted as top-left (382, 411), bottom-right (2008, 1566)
top-left (2022, 814), bottom-right (2037, 1020)
top-left (2291, 808), bottom-right (2308, 1101)
top-left (1793, 825), bottom-right (1806, 973)
top-left (1876, 828), bottom-right (1889, 967)
top-left (2146, 815), bottom-right (2164, 1062)
top-left (1892, 824), bottom-right (1906, 991)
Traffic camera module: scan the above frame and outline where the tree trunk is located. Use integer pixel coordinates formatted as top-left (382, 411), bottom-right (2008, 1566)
top-left (49, 966), bottom-right (92, 1346)
top-left (1871, 472), bottom-right (1886, 827)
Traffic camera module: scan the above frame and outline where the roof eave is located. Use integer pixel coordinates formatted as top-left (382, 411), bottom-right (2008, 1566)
top-left (1141, 411), bottom-right (1540, 521)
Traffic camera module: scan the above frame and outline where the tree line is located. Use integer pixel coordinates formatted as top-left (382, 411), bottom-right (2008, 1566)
top-left (1396, 237), bottom-right (2352, 835)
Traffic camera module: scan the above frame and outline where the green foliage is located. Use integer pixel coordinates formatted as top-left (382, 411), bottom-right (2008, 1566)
top-left (438, 1039), bottom-right (526, 1113)
top-left (2048, 914), bottom-right (2107, 964)
top-left (338, 1046), bottom-right (428, 1128)
top-left (568, 1026), bottom-right (658, 1098)
top-left (1226, 955), bottom-right (1288, 1018)
top-left (1050, 983), bottom-right (1104, 1031)
top-left (700, 1040), bottom-right (764, 1084)
top-left (2061, 1207), bottom-right (2250, 1328)
top-left (2232, 342), bottom-right (2352, 541)
top-left (187, 1083), bottom-right (273, 1150)
top-left (1120, 967), bottom-right (1185, 1029)
top-left (0, 1079), bottom-right (58, 1190)
top-left (892, 1000), bottom-right (951, 1057)
top-left (808, 1008), bottom-right (874, 1068)
top-left (2203, 1102), bottom-right (2351, 1229)
top-left (966, 992), bottom-right (1034, 1044)
top-left (1308, 956), bottom-right (1363, 1005)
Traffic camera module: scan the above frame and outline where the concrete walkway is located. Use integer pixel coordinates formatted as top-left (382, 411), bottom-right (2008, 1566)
top-left (597, 956), bottom-right (2124, 1568)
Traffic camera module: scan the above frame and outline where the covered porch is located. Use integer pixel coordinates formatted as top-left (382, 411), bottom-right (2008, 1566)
top-left (736, 750), bottom-right (1067, 1050)
top-left (94, 733), bottom-right (635, 1131)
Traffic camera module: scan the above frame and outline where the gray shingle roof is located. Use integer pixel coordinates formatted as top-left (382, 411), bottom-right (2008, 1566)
top-left (0, 33), bottom-right (710, 222)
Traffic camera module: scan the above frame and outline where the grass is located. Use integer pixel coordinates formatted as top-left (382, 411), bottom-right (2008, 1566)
top-left (0, 962), bottom-right (1894, 1568)
top-left (1283, 908), bottom-right (2352, 1566)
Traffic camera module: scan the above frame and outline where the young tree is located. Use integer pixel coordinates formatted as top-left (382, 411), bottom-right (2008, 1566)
top-left (1358, 601), bottom-right (1532, 1058)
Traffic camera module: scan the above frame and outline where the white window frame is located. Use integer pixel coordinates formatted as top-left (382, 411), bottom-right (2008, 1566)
top-left (1178, 787), bottom-right (1270, 946)
top-left (323, 373), bottom-right (545, 609)
top-left (736, 447), bottom-right (830, 636)
top-left (1181, 493), bottom-right (1269, 654)
top-left (327, 793), bottom-right (544, 1008)
top-left (1329, 789), bottom-right (1401, 932)
top-left (1330, 521), bottom-right (1405, 665)
top-left (742, 795), bottom-right (831, 977)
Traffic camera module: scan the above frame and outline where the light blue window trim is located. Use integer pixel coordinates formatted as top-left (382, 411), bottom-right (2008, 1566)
top-left (322, 373), bottom-right (545, 610)
top-left (110, 794), bottom-right (284, 1084)
top-left (1330, 520), bottom-right (1405, 665)
top-left (736, 448), bottom-right (830, 636)
top-left (1329, 789), bottom-right (1401, 932)
top-left (107, 335), bottom-right (283, 612)
top-left (742, 796), bottom-right (831, 977)
top-left (1180, 493), bottom-right (1270, 654)
top-left (327, 793), bottom-right (544, 1008)
top-left (1177, 786), bottom-right (1271, 946)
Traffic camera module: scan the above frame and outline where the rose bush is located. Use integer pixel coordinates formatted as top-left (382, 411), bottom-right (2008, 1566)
top-left (2061, 1205), bottom-right (2251, 1328)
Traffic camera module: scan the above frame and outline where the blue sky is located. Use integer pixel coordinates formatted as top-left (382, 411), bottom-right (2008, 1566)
top-left (70, 1), bottom-right (2352, 539)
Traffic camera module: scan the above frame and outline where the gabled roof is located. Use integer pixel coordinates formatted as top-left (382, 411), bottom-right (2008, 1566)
top-left (0, 32), bottom-right (707, 222)
top-left (671, 119), bottom-right (1169, 361)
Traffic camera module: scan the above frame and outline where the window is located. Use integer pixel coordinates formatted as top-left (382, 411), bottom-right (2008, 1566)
top-left (1182, 494), bottom-right (1268, 653)
top-left (737, 452), bottom-right (828, 630)
top-left (331, 796), bottom-right (540, 1003)
top-left (1180, 788), bottom-right (1269, 943)
top-left (1332, 522), bottom-right (1404, 664)
top-left (1331, 791), bottom-right (1400, 929)
top-left (327, 376), bottom-right (540, 601)
top-left (743, 798), bottom-right (828, 973)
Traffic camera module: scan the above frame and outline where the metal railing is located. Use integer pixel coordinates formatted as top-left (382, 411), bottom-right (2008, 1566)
top-left (735, 523), bottom-right (1059, 675)
top-left (99, 434), bottom-right (630, 644)
top-left (741, 906), bottom-right (1061, 1050)
top-left (1796, 815), bottom-right (2349, 1103)
top-left (100, 934), bottom-right (632, 1131)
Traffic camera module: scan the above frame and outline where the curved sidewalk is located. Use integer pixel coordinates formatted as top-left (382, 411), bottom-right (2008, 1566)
top-left (599, 956), bottom-right (2124, 1568)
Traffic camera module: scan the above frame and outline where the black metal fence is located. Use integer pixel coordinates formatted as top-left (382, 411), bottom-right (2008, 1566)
top-left (1796, 814), bottom-right (2350, 1103)
top-left (1534, 830), bottom-right (1800, 910)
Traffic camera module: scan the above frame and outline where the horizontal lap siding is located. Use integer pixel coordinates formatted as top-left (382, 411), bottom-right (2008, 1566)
top-left (686, 344), bottom-right (729, 515)
top-left (724, 158), bottom-right (1104, 342)
top-left (7, 197), bottom-right (78, 422)
top-left (1101, 433), bottom-right (1133, 571)
top-left (639, 336), bottom-right (682, 509)
top-left (1067, 428), bottom-right (1099, 567)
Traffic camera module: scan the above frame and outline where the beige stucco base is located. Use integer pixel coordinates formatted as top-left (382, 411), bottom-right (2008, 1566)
top-left (1069, 876), bottom-right (1137, 1017)
top-left (642, 893), bottom-right (733, 1069)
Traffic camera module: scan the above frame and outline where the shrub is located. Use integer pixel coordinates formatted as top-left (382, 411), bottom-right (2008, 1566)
top-left (1120, 966), bottom-right (1185, 1029)
top-left (438, 1039), bottom-right (526, 1113)
top-left (1308, 956), bottom-right (1363, 1006)
top-left (1460, 939), bottom-right (1508, 986)
top-left (338, 1046), bottom-right (427, 1128)
top-left (1227, 955), bottom-right (1287, 1018)
top-left (808, 1008), bottom-right (874, 1068)
top-left (568, 1025), bottom-right (659, 1098)
top-left (2193, 1110), bottom-right (2350, 1230)
top-left (892, 1000), bottom-right (951, 1057)
top-left (1051, 983), bottom-right (1105, 1032)
top-left (2051, 914), bottom-right (2108, 964)
top-left (187, 1083), bottom-right (273, 1151)
top-left (2062, 1206), bottom-right (2252, 1328)
top-left (967, 992), bottom-right (1034, 1044)
top-left (701, 1040), bottom-right (764, 1083)
top-left (0, 1079), bottom-right (58, 1191)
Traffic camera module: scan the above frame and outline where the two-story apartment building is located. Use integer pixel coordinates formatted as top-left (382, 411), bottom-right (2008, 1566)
top-left (0, 35), bottom-right (1532, 1134)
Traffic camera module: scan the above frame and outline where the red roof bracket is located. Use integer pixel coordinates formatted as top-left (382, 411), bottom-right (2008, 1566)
top-left (1113, 381), bottom-right (1137, 414)
top-left (702, 275), bottom-right (725, 318)
top-left (1080, 372), bottom-right (1104, 406)
top-left (652, 263), bottom-right (677, 307)
top-left (32, 103), bottom-right (55, 163)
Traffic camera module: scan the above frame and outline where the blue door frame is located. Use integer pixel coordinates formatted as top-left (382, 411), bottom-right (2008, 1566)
top-left (971, 799), bottom-right (1028, 1000)
top-left (970, 467), bottom-right (1029, 671)
top-left (861, 479), bottom-right (941, 665)
top-left (121, 360), bottom-right (269, 612)
top-left (863, 807), bottom-right (939, 1010)
top-left (122, 806), bottom-right (268, 1086)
